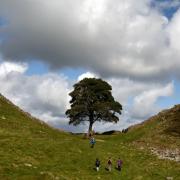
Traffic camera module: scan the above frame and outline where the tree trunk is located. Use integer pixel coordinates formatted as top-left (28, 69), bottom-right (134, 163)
top-left (88, 121), bottom-right (93, 134)
top-left (88, 111), bottom-right (94, 136)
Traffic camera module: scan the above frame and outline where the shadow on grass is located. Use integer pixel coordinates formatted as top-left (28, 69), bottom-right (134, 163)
top-left (93, 167), bottom-right (98, 171)
top-left (115, 167), bottom-right (122, 172)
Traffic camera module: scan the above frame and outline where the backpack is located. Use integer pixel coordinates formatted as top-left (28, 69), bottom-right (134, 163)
top-left (96, 160), bottom-right (100, 166)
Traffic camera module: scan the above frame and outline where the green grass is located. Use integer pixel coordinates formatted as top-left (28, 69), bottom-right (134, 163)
top-left (0, 95), bottom-right (180, 179)
top-left (126, 106), bottom-right (180, 150)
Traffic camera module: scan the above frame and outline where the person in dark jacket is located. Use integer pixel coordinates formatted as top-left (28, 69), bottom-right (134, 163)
top-left (95, 158), bottom-right (100, 171)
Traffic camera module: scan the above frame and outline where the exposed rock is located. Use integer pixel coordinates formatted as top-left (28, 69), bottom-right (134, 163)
top-left (139, 146), bottom-right (144, 150)
top-left (150, 148), bottom-right (180, 162)
top-left (1, 116), bottom-right (6, 120)
top-left (24, 163), bottom-right (32, 167)
top-left (166, 177), bottom-right (173, 180)
top-left (40, 171), bottom-right (55, 179)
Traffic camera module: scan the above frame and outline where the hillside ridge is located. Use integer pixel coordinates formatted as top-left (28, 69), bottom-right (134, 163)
top-left (0, 93), bottom-right (46, 125)
top-left (0, 93), bottom-right (67, 133)
top-left (128, 104), bottom-right (180, 135)
top-left (126, 104), bottom-right (180, 162)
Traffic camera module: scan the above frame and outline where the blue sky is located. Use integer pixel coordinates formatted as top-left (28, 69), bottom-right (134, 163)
top-left (0, 0), bottom-right (180, 132)
top-left (152, 0), bottom-right (180, 19)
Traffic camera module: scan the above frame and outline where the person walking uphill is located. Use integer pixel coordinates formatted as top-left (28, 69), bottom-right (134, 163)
top-left (107, 157), bottom-right (112, 171)
top-left (117, 158), bottom-right (123, 171)
top-left (90, 136), bottom-right (96, 148)
top-left (95, 158), bottom-right (100, 171)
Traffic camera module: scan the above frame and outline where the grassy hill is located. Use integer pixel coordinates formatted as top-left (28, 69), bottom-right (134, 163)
top-left (0, 94), bottom-right (180, 179)
top-left (125, 105), bottom-right (180, 152)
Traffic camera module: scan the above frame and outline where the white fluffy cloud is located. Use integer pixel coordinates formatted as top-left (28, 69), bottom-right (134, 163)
top-left (168, 10), bottom-right (180, 52)
top-left (0, 62), bottom-right (70, 125)
top-left (77, 71), bottom-right (97, 81)
top-left (0, 61), bottom-right (27, 77)
top-left (0, 0), bottom-right (180, 80)
top-left (130, 82), bottom-right (174, 119)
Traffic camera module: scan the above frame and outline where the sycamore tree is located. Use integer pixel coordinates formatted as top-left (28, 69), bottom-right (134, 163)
top-left (66, 78), bottom-right (122, 133)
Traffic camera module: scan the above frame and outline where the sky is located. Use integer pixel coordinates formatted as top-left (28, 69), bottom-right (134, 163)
top-left (0, 0), bottom-right (180, 133)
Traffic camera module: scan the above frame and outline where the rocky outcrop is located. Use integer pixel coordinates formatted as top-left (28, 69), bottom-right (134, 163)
top-left (150, 147), bottom-right (180, 162)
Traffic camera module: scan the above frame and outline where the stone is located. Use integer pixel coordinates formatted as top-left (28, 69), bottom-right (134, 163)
top-left (24, 163), bottom-right (32, 167)
top-left (166, 177), bottom-right (173, 180)
top-left (1, 116), bottom-right (6, 120)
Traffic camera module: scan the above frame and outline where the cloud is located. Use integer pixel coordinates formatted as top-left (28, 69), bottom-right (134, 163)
top-left (77, 71), bottom-right (98, 81)
top-left (107, 77), bottom-right (154, 105)
top-left (0, 61), bottom-right (27, 77)
top-left (168, 10), bottom-right (180, 52)
top-left (130, 82), bottom-right (174, 119)
top-left (0, 61), bottom-right (70, 125)
top-left (0, 0), bottom-right (180, 81)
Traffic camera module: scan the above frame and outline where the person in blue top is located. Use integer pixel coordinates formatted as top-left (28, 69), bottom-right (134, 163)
top-left (90, 136), bottom-right (96, 148)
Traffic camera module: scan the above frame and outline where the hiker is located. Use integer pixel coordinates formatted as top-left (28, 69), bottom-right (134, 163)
top-left (107, 157), bottom-right (112, 171)
top-left (90, 136), bottom-right (96, 148)
top-left (117, 158), bottom-right (123, 171)
top-left (95, 158), bottom-right (100, 171)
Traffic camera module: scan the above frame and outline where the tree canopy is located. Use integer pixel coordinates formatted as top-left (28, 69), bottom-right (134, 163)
top-left (66, 78), bottom-right (122, 133)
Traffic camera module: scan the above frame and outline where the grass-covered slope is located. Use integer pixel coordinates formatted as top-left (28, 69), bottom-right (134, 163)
top-left (0, 94), bottom-right (180, 179)
top-left (126, 105), bottom-right (180, 150)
